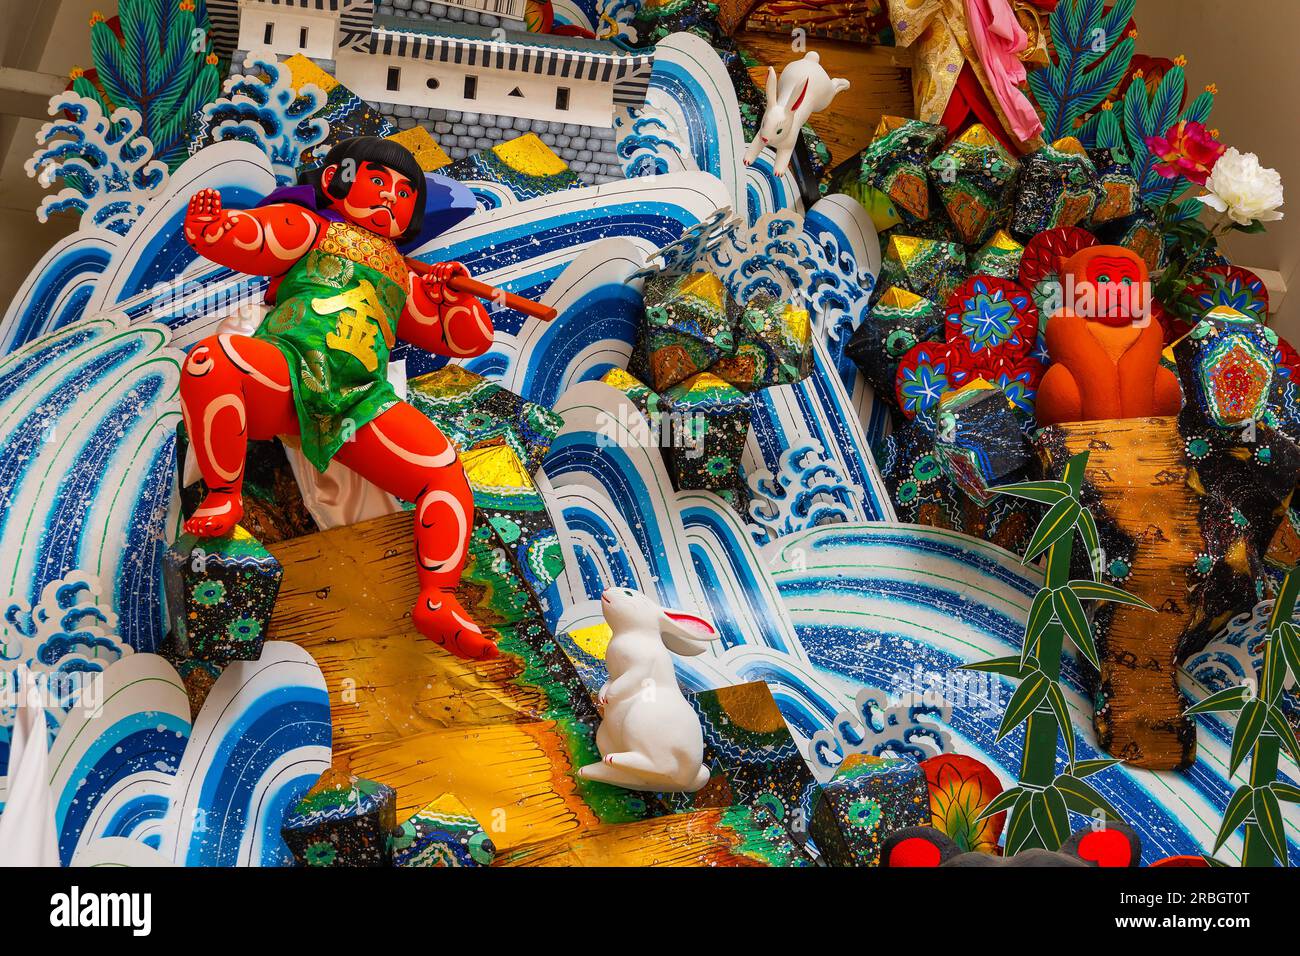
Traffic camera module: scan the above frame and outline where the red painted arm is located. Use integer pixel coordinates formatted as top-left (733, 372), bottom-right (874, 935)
top-left (183, 188), bottom-right (326, 277)
top-left (399, 261), bottom-right (495, 358)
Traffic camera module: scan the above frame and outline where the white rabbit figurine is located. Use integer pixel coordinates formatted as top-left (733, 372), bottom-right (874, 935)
top-left (577, 587), bottom-right (720, 792)
top-left (743, 50), bottom-right (850, 176)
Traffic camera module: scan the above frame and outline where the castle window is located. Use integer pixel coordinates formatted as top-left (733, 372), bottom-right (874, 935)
top-left (387, 67), bottom-right (401, 92)
top-left (426, 76), bottom-right (440, 90)
top-left (263, 22), bottom-right (274, 45)
top-left (299, 27), bottom-right (309, 48)
top-left (464, 75), bottom-right (477, 100)
top-left (555, 87), bottom-right (570, 111)
top-left (508, 87), bottom-right (524, 98)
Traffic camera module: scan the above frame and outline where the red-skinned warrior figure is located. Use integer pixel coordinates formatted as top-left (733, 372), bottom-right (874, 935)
top-left (180, 137), bottom-right (500, 660)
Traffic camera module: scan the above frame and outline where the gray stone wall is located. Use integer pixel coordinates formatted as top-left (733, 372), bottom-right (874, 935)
top-left (374, 102), bottom-right (623, 183)
top-left (378, 0), bottom-right (526, 32)
top-left (234, 7), bottom-right (627, 184)
top-left (371, 3), bottom-right (624, 183)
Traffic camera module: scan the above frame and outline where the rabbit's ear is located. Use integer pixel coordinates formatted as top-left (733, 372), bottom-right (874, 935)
top-left (765, 66), bottom-right (778, 107)
top-left (659, 609), bottom-right (718, 657)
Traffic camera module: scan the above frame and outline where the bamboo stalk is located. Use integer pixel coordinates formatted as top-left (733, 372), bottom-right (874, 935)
top-left (1242, 566), bottom-right (1300, 866)
top-left (1009, 452), bottom-right (1088, 848)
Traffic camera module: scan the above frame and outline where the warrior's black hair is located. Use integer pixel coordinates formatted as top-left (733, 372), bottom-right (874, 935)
top-left (301, 136), bottom-right (427, 244)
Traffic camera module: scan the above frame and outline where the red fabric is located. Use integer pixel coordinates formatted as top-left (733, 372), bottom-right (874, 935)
top-left (941, 64), bottom-right (1024, 154)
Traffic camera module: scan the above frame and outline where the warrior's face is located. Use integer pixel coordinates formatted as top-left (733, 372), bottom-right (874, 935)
top-left (322, 160), bottom-right (418, 239)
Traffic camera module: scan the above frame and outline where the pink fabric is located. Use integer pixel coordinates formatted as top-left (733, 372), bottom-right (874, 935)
top-left (965, 0), bottom-right (1045, 143)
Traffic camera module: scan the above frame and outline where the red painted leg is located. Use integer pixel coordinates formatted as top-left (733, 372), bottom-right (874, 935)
top-left (178, 333), bottom-right (297, 538)
top-left (335, 402), bottom-right (495, 660)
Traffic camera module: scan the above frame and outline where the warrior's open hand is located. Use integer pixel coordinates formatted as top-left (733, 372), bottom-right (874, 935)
top-left (184, 188), bottom-right (235, 244)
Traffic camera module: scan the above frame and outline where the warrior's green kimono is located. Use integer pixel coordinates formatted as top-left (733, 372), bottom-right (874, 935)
top-left (254, 220), bottom-right (410, 471)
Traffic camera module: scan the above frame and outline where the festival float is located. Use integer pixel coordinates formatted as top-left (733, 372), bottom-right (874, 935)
top-left (0, 0), bottom-right (1296, 880)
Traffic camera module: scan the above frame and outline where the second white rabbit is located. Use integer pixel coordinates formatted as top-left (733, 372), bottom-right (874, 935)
top-left (577, 587), bottom-right (719, 792)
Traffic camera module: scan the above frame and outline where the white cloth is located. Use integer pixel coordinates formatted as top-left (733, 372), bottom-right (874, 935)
top-left (0, 697), bottom-right (60, 866)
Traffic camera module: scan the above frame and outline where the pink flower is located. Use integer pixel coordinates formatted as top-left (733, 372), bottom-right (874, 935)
top-left (1146, 121), bottom-right (1226, 185)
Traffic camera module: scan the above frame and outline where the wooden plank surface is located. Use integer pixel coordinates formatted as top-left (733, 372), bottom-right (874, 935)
top-left (339, 720), bottom-right (603, 851)
top-left (1049, 416), bottom-right (1201, 770)
top-left (738, 32), bottom-right (914, 167)
top-left (265, 511), bottom-right (549, 751)
top-left (494, 808), bottom-right (770, 867)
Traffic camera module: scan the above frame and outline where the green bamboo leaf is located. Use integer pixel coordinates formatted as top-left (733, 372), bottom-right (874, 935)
top-left (1213, 785), bottom-right (1255, 852)
top-left (1253, 787), bottom-right (1288, 866)
top-left (1263, 641), bottom-right (1287, 703)
top-left (1024, 498), bottom-right (1083, 564)
top-left (961, 655), bottom-right (1034, 679)
top-left (1046, 682), bottom-right (1076, 765)
top-left (1053, 585), bottom-right (1099, 670)
top-left (1056, 774), bottom-right (1125, 823)
top-left (1030, 787), bottom-right (1072, 851)
top-left (1022, 588), bottom-right (1055, 664)
top-left (996, 671), bottom-right (1051, 741)
top-left (1265, 704), bottom-right (1300, 768)
top-left (1068, 579), bottom-right (1154, 610)
top-left (1070, 758), bottom-right (1123, 779)
top-left (1184, 684), bottom-right (1252, 717)
top-left (1270, 781), bottom-right (1300, 803)
top-left (1229, 699), bottom-right (1268, 776)
top-left (1276, 622), bottom-right (1300, 687)
top-left (1076, 507), bottom-right (1103, 581)
top-left (1004, 790), bottom-right (1038, 856)
top-left (975, 785), bottom-right (1024, 823)
top-left (991, 479), bottom-right (1072, 506)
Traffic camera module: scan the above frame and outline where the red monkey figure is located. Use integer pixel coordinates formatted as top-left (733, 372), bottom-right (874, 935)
top-left (1036, 245), bottom-right (1183, 426)
top-left (180, 137), bottom-right (498, 659)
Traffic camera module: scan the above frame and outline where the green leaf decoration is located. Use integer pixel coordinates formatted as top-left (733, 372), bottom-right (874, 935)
top-left (1068, 579), bottom-right (1154, 610)
top-left (1252, 787), bottom-right (1288, 866)
top-left (1184, 684), bottom-right (1251, 717)
top-left (1213, 785), bottom-right (1255, 852)
top-left (997, 671), bottom-right (1051, 741)
top-left (1117, 63), bottom-right (1218, 210)
top-left (1270, 781), bottom-right (1300, 804)
top-left (1229, 699), bottom-right (1268, 776)
top-left (86, 0), bottom-right (221, 171)
top-left (1263, 641), bottom-right (1287, 703)
top-left (976, 786), bottom-right (1024, 823)
top-left (1202, 854), bottom-right (1231, 867)
top-left (1070, 758), bottom-right (1122, 778)
top-left (1004, 789), bottom-right (1039, 856)
top-left (1024, 497), bottom-right (1083, 564)
top-left (1030, 787), bottom-right (1073, 851)
top-left (1075, 507), bottom-right (1103, 581)
top-left (962, 655), bottom-right (1036, 680)
top-left (1045, 682), bottom-right (1076, 765)
top-left (1053, 585), bottom-right (1099, 670)
top-left (1022, 588), bottom-right (1055, 665)
top-left (1055, 773), bottom-right (1125, 823)
top-left (1276, 622), bottom-right (1300, 687)
top-left (1264, 705), bottom-right (1300, 768)
top-left (1026, 0), bottom-right (1136, 145)
top-left (992, 479), bottom-right (1073, 506)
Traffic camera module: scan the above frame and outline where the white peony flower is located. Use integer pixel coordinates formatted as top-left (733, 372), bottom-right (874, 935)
top-left (1198, 147), bottom-right (1285, 225)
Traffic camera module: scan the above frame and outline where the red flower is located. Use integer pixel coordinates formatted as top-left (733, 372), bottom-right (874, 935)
top-left (1146, 120), bottom-right (1226, 185)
